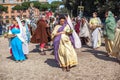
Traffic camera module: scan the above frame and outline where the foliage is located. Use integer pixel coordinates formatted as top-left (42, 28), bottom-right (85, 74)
top-left (0, 5), bottom-right (7, 12)
top-left (63, 0), bottom-right (120, 17)
top-left (32, 1), bottom-right (41, 9)
top-left (12, 1), bottom-right (63, 12)
top-left (21, 1), bottom-right (30, 10)
top-left (12, 1), bottom-right (41, 10)
top-left (12, 5), bottom-right (24, 10)
top-left (50, 1), bottom-right (63, 12)
top-left (39, 3), bottom-right (50, 11)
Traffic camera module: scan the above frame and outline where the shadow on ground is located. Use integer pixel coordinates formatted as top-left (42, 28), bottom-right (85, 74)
top-left (30, 44), bottom-right (53, 53)
top-left (82, 49), bottom-right (119, 64)
top-left (6, 56), bottom-right (15, 61)
top-left (29, 44), bottom-right (40, 53)
top-left (44, 58), bottom-right (59, 68)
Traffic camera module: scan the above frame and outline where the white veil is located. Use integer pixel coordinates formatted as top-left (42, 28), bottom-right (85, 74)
top-left (16, 17), bottom-right (25, 43)
top-left (16, 17), bottom-right (28, 54)
top-left (67, 15), bottom-right (81, 48)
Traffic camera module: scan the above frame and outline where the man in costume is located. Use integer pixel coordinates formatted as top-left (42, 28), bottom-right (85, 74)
top-left (31, 15), bottom-right (49, 55)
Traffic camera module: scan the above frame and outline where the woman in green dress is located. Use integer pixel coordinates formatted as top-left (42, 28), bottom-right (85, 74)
top-left (104, 11), bottom-right (116, 56)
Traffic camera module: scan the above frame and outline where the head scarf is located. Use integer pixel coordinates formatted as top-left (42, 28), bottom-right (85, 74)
top-left (105, 11), bottom-right (116, 40)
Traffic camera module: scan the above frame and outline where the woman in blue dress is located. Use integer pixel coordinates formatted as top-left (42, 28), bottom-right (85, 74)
top-left (9, 18), bottom-right (26, 62)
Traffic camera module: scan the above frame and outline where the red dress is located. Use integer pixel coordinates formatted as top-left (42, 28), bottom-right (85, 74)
top-left (75, 21), bottom-right (81, 35)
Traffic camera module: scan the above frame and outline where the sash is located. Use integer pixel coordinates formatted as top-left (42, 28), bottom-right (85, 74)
top-left (53, 23), bottom-right (66, 62)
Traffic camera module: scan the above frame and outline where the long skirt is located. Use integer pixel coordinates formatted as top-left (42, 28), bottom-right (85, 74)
top-left (92, 28), bottom-right (101, 48)
top-left (11, 37), bottom-right (26, 61)
top-left (105, 37), bottom-right (113, 55)
top-left (111, 29), bottom-right (120, 60)
top-left (58, 36), bottom-right (78, 67)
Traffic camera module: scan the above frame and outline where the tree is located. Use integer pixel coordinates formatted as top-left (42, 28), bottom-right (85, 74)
top-left (12, 1), bottom-right (41, 10)
top-left (12, 1), bottom-right (41, 18)
top-left (21, 1), bottom-right (31, 10)
top-left (32, 1), bottom-right (41, 9)
top-left (50, 1), bottom-right (63, 12)
top-left (0, 5), bottom-right (7, 12)
top-left (63, 0), bottom-right (120, 18)
top-left (0, 5), bottom-right (7, 19)
top-left (39, 3), bottom-right (50, 11)
top-left (12, 5), bottom-right (24, 10)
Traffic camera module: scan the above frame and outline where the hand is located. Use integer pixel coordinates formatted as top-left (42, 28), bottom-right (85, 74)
top-left (56, 31), bottom-right (65, 36)
top-left (60, 31), bottom-right (65, 34)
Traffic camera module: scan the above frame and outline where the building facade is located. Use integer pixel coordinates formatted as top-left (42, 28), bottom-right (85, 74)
top-left (0, 0), bottom-right (47, 23)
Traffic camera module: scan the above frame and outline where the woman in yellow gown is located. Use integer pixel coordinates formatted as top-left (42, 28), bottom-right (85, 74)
top-left (89, 12), bottom-right (102, 49)
top-left (52, 16), bottom-right (78, 71)
top-left (111, 20), bottom-right (120, 62)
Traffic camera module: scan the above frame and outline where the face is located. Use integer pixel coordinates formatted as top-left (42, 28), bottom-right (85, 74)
top-left (82, 18), bottom-right (85, 21)
top-left (42, 17), bottom-right (46, 21)
top-left (81, 18), bottom-right (85, 23)
top-left (93, 13), bottom-right (97, 18)
top-left (60, 19), bottom-right (65, 25)
top-left (22, 22), bottom-right (25, 26)
top-left (12, 20), bottom-right (17, 25)
top-left (105, 12), bottom-right (108, 18)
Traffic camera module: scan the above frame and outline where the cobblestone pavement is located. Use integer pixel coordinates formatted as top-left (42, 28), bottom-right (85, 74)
top-left (0, 37), bottom-right (120, 80)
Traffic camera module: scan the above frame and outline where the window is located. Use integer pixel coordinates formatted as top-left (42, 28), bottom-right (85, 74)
top-left (11, 10), bottom-right (14, 13)
top-left (6, 11), bottom-right (8, 13)
top-left (23, 15), bottom-right (26, 18)
top-left (9, 0), bottom-right (14, 3)
top-left (17, 10), bottom-right (20, 13)
top-left (11, 16), bottom-right (14, 18)
top-left (5, 16), bottom-right (9, 19)
top-left (23, 10), bottom-right (26, 12)
top-left (0, 16), bottom-right (3, 19)
top-left (3, 0), bottom-right (5, 3)
top-left (6, 20), bottom-right (9, 23)
top-left (23, 15), bottom-right (26, 17)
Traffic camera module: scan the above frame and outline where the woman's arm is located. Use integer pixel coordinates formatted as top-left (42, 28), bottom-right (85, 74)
top-left (55, 31), bottom-right (65, 36)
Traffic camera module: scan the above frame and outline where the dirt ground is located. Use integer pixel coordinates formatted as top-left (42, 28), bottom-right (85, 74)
top-left (0, 37), bottom-right (120, 80)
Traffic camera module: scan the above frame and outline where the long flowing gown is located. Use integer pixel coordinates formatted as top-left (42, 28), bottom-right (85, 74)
top-left (104, 11), bottom-right (116, 54)
top-left (89, 17), bottom-right (102, 48)
top-left (111, 20), bottom-right (120, 60)
top-left (10, 27), bottom-right (26, 61)
top-left (80, 22), bottom-right (90, 45)
top-left (112, 28), bottom-right (120, 60)
top-left (52, 24), bottom-right (78, 67)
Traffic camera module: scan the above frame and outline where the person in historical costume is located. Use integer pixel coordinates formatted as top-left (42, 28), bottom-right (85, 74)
top-left (49, 17), bottom-right (55, 47)
top-left (31, 16), bottom-right (49, 55)
top-left (104, 11), bottom-right (116, 56)
top-left (52, 15), bottom-right (81, 72)
top-left (49, 17), bottom-right (55, 33)
top-left (5, 17), bottom-right (26, 62)
top-left (21, 20), bottom-right (31, 43)
top-left (21, 20), bottom-right (31, 58)
top-left (28, 3), bottom-right (37, 35)
top-left (80, 17), bottom-right (90, 45)
top-left (74, 18), bottom-right (81, 36)
top-left (111, 20), bottom-right (120, 62)
top-left (89, 12), bottom-right (102, 49)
